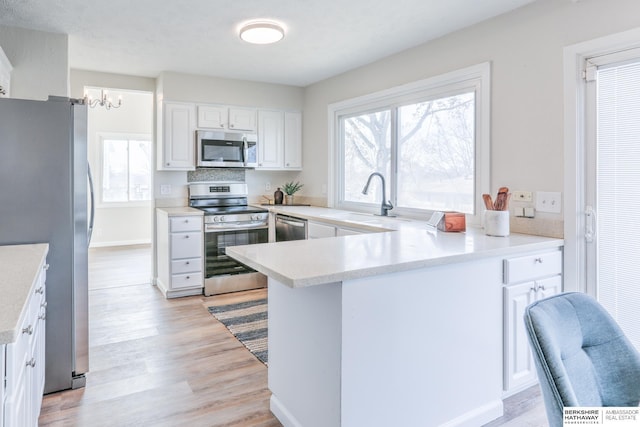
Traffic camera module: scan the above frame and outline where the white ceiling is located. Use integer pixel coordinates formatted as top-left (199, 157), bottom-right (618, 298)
top-left (0, 0), bottom-right (534, 87)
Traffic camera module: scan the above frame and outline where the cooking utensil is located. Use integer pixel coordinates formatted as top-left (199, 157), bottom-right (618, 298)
top-left (482, 194), bottom-right (494, 210)
top-left (494, 187), bottom-right (509, 211)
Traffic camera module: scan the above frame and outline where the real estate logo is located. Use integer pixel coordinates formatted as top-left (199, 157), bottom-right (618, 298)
top-left (563, 407), bottom-right (640, 426)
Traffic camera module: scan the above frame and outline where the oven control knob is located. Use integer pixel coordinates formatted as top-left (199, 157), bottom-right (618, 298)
top-left (219, 216), bottom-right (226, 222)
top-left (213, 216), bottom-right (220, 222)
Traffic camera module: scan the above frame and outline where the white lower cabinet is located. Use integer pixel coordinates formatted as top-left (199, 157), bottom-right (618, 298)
top-left (156, 212), bottom-right (204, 298)
top-left (503, 249), bottom-right (562, 395)
top-left (308, 221), bottom-right (336, 239)
top-left (3, 258), bottom-right (48, 427)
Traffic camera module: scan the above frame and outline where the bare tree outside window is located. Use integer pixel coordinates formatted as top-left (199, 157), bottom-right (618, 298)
top-left (343, 110), bottom-right (391, 203)
top-left (341, 91), bottom-right (475, 213)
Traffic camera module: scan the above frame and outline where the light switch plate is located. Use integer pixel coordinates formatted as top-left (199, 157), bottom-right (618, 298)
top-left (160, 184), bottom-right (171, 195)
top-left (535, 191), bottom-right (561, 213)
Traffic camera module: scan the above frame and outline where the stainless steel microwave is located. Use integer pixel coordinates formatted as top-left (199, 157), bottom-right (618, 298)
top-left (196, 130), bottom-right (258, 168)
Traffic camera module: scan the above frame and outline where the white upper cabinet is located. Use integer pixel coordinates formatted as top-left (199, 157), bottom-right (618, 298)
top-left (228, 107), bottom-right (257, 131)
top-left (0, 46), bottom-right (12, 98)
top-left (257, 110), bottom-right (284, 169)
top-left (283, 111), bottom-right (302, 170)
top-left (197, 105), bottom-right (226, 129)
top-left (197, 105), bottom-right (257, 131)
top-left (257, 109), bottom-right (302, 170)
top-left (157, 101), bottom-right (196, 171)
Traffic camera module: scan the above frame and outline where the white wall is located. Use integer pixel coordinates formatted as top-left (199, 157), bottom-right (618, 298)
top-left (70, 70), bottom-right (156, 247)
top-left (87, 90), bottom-right (154, 246)
top-left (299, 0), bottom-right (640, 221)
top-left (0, 25), bottom-right (68, 99)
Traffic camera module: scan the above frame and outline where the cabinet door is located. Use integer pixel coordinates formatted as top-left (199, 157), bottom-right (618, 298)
top-left (229, 107), bottom-right (257, 131)
top-left (160, 102), bottom-right (196, 170)
top-left (308, 221), bottom-right (336, 239)
top-left (197, 105), bottom-right (227, 129)
top-left (284, 111), bottom-right (302, 169)
top-left (171, 232), bottom-right (202, 259)
top-left (503, 281), bottom-right (537, 392)
top-left (257, 110), bottom-right (284, 169)
top-left (536, 275), bottom-right (562, 300)
top-left (336, 227), bottom-right (363, 236)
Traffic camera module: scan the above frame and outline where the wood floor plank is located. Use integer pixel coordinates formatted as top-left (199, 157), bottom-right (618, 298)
top-left (40, 245), bottom-right (548, 426)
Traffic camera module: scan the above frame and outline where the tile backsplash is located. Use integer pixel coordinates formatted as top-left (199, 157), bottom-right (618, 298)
top-left (187, 168), bottom-right (245, 182)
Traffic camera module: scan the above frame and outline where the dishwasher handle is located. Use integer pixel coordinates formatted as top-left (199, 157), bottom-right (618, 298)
top-left (276, 217), bottom-right (306, 227)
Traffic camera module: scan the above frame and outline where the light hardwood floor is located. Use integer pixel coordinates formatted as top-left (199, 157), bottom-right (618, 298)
top-left (39, 246), bottom-right (547, 426)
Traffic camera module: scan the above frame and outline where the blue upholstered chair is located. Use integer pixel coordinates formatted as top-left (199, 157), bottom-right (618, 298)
top-left (524, 292), bottom-right (640, 427)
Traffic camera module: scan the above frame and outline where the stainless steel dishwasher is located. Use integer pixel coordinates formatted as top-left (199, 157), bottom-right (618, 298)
top-left (275, 214), bottom-right (308, 241)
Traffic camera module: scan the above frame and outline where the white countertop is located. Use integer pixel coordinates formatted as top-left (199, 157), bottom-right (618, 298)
top-left (228, 206), bottom-right (564, 288)
top-left (156, 206), bottom-right (204, 216)
top-left (0, 243), bottom-right (49, 345)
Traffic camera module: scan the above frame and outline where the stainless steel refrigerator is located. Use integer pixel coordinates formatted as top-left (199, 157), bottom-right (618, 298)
top-left (0, 96), bottom-right (91, 393)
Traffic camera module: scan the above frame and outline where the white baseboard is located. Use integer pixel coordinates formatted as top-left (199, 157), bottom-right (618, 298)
top-left (270, 394), bottom-right (304, 427)
top-left (439, 399), bottom-right (504, 427)
top-left (89, 239), bottom-right (151, 248)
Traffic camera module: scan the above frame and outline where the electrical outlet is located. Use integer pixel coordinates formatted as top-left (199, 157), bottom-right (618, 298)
top-left (265, 182), bottom-right (272, 191)
top-left (535, 191), bottom-right (562, 213)
top-left (160, 184), bottom-right (171, 195)
top-left (512, 191), bottom-right (533, 202)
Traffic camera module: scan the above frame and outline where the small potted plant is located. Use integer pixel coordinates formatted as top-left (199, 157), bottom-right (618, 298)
top-left (282, 181), bottom-right (303, 205)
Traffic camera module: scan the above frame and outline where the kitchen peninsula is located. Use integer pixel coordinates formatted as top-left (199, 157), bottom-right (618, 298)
top-left (226, 208), bottom-right (563, 427)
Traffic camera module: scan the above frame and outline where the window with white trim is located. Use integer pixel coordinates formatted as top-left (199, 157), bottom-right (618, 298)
top-left (330, 63), bottom-right (490, 222)
top-left (101, 134), bottom-right (152, 204)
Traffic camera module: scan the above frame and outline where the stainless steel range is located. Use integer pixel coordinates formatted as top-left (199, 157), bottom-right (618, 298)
top-left (189, 182), bottom-right (268, 295)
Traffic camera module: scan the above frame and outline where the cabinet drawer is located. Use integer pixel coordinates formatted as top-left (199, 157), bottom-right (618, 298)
top-left (503, 250), bottom-right (562, 284)
top-left (170, 232), bottom-right (202, 259)
top-left (308, 222), bottom-right (335, 239)
top-left (170, 216), bottom-right (202, 232)
top-left (172, 272), bottom-right (203, 289)
top-left (171, 258), bottom-right (202, 274)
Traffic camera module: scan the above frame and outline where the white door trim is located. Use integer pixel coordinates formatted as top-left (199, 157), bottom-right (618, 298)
top-left (563, 26), bottom-right (640, 294)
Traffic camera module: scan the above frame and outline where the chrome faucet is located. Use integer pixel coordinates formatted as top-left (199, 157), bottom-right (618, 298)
top-left (362, 172), bottom-right (394, 216)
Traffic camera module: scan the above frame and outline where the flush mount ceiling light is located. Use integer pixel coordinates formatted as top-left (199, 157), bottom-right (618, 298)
top-left (239, 21), bottom-right (285, 44)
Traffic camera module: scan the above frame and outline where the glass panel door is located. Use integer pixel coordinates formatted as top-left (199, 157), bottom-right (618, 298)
top-left (585, 52), bottom-right (640, 350)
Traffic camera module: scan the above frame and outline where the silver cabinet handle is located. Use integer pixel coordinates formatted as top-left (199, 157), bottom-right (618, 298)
top-left (185, 261), bottom-right (190, 265)
top-left (26, 358), bottom-right (36, 368)
top-left (186, 276), bottom-right (190, 280)
top-left (534, 258), bottom-right (543, 263)
top-left (41, 301), bottom-right (48, 309)
top-left (44, 263), bottom-right (50, 270)
top-left (38, 312), bottom-right (46, 321)
top-left (185, 235), bottom-right (190, 239)
top-left (22, 325), bottom-right (33, 335)
top-left (35, 287), bottom-right (44, 294)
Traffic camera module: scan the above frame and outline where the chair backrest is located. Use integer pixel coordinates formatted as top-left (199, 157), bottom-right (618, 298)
top-left (524, 292), bottom-right (640, 427)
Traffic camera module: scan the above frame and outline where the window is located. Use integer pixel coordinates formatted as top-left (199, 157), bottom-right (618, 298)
top-left (101, 135), bottom-right (152, 204)
top-left (330, 63), bottom-right (489, 222)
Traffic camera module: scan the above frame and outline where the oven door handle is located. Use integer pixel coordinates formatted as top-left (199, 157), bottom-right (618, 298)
top-left (205, 222), bottom-right (268, 232)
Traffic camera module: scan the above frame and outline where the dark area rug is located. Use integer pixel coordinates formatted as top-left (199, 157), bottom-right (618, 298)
top-left (208, 298), bottom-right (268, 365)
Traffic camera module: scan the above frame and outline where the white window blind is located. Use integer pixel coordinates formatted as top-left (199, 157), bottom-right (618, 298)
top-left (596, 60), bottom-right (640, 350)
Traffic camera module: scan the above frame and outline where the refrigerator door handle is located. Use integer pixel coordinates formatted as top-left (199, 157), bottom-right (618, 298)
top-left (87, 162), bottom-right (95, 245)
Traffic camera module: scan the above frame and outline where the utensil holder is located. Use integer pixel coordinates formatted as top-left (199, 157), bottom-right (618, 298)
top-left (484, 210), bottom-right (510, 237)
